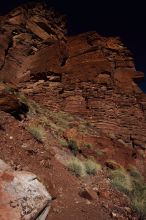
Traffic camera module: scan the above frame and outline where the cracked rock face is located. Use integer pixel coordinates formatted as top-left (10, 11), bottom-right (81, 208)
top-left (0, 2), bottom-right (146, 153)
top-left (0, 160), bottom-right (51, 220)
top-left (0, 2), bottom-right (66, 83)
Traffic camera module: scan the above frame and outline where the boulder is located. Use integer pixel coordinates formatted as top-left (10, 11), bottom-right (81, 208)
top-left (79, 188), bottom-right (97, 201)
top-left (0, 160), bottom-right (51, 220)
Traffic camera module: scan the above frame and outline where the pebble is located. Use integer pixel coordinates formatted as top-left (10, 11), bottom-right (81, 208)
top-left (111, 212), bottom-right (117, 218)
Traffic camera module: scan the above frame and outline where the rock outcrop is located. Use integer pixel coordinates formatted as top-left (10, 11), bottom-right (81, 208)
top-left (0, 2), bottom-right (66, 82)
top-left (0, 82), bottom-right (28, 118)
top-left (0, 3), bottom-right (146, 157)
top-left (18, 31), bottom-right (146, 154)
top-left (0, 3), bottom-right (146, 219)
top-left (0, 160), bottom-right (51, 220)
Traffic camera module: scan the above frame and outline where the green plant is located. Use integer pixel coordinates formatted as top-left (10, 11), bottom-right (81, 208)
top-left (131, 190), bottom-right (146, 219)
top-left (84, 159), bottom-right (101, 175)
top-left (68, 139), bottom-right (80, 155)
top-left (27, 125), bottom-right (46, 143)
top-left (110, 166), bottom-right (146, 219)
top-left (17, 93), bottom-right (43, 116)
top-left (84, 143), bottom-right (92, 149)
top-left (49, 121), bottom-right (59, 130)
top-left (110, 168), bottom-right (132, 195)
top-left (106, 160), bottom-right (123, 170)
top-left (4, 84), bottom-right (14, 93)
top-left (78, 122), bottom-right (92, 135)
top-left (59, 138), bottom-right (68, 147)
top-left (96, 149), bottom-right (105, 157)
top-left (128, 166), bottom-right (143, 180)
top-left (49, 111), bottom-right (73, 129)
top-left (67, 158), bottom-right (86, 177)
top-left (128, 167), bottom-right (146, 218)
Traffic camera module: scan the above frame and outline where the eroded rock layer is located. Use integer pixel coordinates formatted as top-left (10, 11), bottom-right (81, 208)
top-left (1, 3), bottom-right (146, 220)
top-left (0, 3), bottom-right (146, 154)
top-left (0, 2), bottom-right (66, 82)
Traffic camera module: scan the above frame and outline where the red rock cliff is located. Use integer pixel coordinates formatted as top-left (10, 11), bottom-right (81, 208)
top-left (0, 3), bottom-right (146, 153)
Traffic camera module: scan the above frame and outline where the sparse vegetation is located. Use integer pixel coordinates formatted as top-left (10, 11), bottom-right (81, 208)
top-left (128, 166), bottom-right (143, 180)
top-left (78, 121), bottom-right (94, 135)
top-left (108, 133), bottom-right (116, 140)
top-left (27, 125), bottom-right (46, 143)
top-left (49, 111), bottom-right (73, 130)
top-left (84, 143), bottom-right (92, 149)
top-left (106, 160), bottom-right (123, 170)
top-left (17, 93), bottom-right (43, 116)
top-left (16, 96), bottom-right (98, 149)
top-left (50, 110), bottom-right (74, 126)
top-left (131, 191), bottom-right (146, 219)
top-left (84, 159), bottom-right (101, 175)
top-left (59, 138), bottom-right (68, 147)
top-left (110, 168), bottom-right (132, 194)
top-left (109, 165), bottom-right (146, 219)
top-left (96, 149), bottom-right (105, 157)
top-left (68, 139), bottom-right (80, 155)
top-left (67, 158), bottom-right (86, 177)
top-left (67, 158), bottom-right (101, 177)
top-left (43, 110), bottom-right (76, 138)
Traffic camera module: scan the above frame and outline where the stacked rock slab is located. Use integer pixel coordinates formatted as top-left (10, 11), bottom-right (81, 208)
top-left (0, 4), bottom-right (146, 157)
top-left (0, 2), bottom-right (66, 82)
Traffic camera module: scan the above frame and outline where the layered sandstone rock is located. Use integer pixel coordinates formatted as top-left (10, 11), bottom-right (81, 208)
top-left (0, 2), bottom-right (66, 82)
top-left (0, 3), bottom-right (146, 166)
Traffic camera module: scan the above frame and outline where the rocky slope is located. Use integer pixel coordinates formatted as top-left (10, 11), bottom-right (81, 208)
top-left (0, 2), bottom-right (146, 220)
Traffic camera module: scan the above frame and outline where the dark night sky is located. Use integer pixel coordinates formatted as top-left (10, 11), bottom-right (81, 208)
top-left (0, 0), bottom-right (146, 91)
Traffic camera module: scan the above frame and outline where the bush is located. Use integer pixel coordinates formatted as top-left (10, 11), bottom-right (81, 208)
top-left (128, 166), bottom-right (143, 180)
top-left (17, 93), bottom-right (43, 116)
top-left (67, 158), bottom-right (102, 177)
top-left (131, 190), bottom-right (146, 219)
top-left (84, 143), bottom-right (92, 149)
top-left (68, 139), bottom-right (80, 155)
top-left (27, 125), bottom-right (46, 143)
top-left (130, 167), bottom-right (146, 219)
top-left (67, 158), bottom-right (86, 177)
top-left (84, 159), bottom-right (101, 175)
top-left (110, 168), bottom-right (132, 195)
top-left (96, 149), bottom-right (105, 157)
top-left (59, 138), bottom-right (68, 147)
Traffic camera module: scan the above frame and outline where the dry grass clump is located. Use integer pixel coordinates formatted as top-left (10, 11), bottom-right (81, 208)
top-left (110, 168), bottom-right (133, 194)
top-left (27, 125), bottom-right (46, 143)
top-left (68, 139), bottom-right (80, 155)
top-left (84, 159), bottom-right (101, 175)
top-left (67, 158), bottom-right (101, 177)
top-left (67, 158), bottom-right (86, 177)
top-left (110, 165), bottom-right (146, 219)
